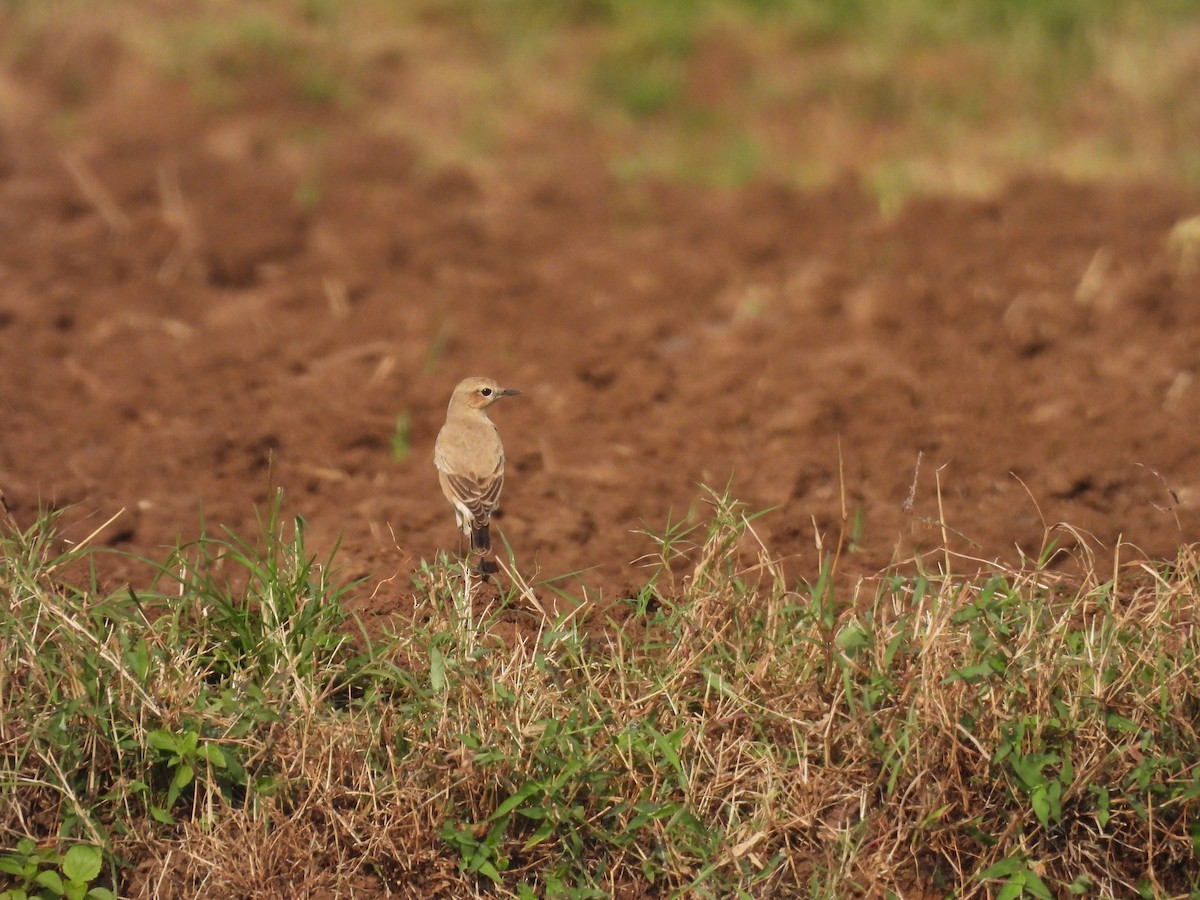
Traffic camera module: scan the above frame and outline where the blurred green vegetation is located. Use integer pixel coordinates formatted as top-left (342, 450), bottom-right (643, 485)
top-left (2, 0), bottom-right (1198, 197)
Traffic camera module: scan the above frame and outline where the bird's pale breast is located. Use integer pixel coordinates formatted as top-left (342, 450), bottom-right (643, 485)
top-left (435, 415), bottom-right (504, 479)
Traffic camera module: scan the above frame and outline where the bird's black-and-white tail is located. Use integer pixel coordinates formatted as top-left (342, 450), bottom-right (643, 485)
top-left (471, 523), bottom-right (491, 553)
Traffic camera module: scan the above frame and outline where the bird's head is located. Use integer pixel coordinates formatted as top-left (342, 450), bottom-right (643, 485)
top-left (451, 376), bottom-right (521, 412)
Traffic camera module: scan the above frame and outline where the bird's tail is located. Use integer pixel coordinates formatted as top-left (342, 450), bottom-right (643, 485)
top-left (471, 523), bottom-right (491, 554)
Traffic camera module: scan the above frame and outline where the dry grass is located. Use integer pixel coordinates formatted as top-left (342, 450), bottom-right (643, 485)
top-left (3, 491), bottom-right (1200, 897)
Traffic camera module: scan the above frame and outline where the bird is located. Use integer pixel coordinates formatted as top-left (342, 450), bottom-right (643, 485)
top-left (434, 376), bottom-right (521, 559)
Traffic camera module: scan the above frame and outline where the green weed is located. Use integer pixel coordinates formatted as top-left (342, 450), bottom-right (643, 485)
top-left (0, 840), bottom-right (113, 900)
top-left (390, 413), bottom-right (412, 462)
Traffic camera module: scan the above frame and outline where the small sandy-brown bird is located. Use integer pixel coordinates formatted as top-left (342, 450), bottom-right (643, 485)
top-left (434, 376), bottom-right (520, 555)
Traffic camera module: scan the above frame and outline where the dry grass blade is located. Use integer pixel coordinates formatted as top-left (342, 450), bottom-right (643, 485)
top-left (60, 151), bottom-right (130, 235)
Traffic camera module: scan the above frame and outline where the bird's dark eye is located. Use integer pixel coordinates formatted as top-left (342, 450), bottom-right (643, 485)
top-left (480, 388), bottom-right (493, 397)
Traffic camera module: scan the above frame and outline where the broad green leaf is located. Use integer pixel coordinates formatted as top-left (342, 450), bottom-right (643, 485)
top-left (174, 763), bottom-right (195, 790)
top-left (34, 870), bottom-right (64, 895)
top-left (62, 845), bottom-right (102, 884)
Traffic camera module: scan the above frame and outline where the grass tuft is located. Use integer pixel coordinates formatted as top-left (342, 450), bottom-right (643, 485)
top-left (3, 491), bottom-right (1200, 894)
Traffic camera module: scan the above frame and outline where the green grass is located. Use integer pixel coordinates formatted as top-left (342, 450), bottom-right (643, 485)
top-left (4, 0), bottom-right (1198, 195)
top-left (125, 5), bottom-right (354, 111)
top-left (4, 490), bottom-right (1200, 895)
top-left (456, 0), bottom-right (1200, 192)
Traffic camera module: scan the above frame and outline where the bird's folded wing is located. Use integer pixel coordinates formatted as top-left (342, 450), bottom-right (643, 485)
top-left (441, 471), bottom-right (504, 523)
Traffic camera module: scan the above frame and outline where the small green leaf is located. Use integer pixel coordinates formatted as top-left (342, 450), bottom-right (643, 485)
top-left (180, 731), bottom-right (199, 755)
top-left (835, 623), bottom-right (870, 651)
top-left (882, 631), bottom-right (906, 669)
top-left (1061, 746), bottom-right (1074, 785)
top-left (1106, 713), bottom-right (1139, 733)
top-left (0, 858), bottom-right (26, 876)
top-left (702, 669), bottom-right (733, 697)
top-left (1094, 785), bottom-right (1110, 827)
top-left (475, 860), bottom-right (502, 884)
top-left (918, 803), bottom-right (953, 829)
top-left (1067, 874), bottom-right (1093, 895)
top-left (490, 783), bottom-right (539, 822)
top-left (523, 820), bottom-right (555, 850)
top-left (1023, 869), bottom-right (1053, 899)
top-left (979, 854), bottom-right (1024, 879)
top-left (943, 663), bottom-right (996, 684)
top-left (650, 727), bottom-right (685, 784)
top-left (150, 806), bottom-right (175, 825)
top-left (174, 763), bottom-right (195, 790)
top-left (1031, 784), bottom-right (1051, 827)
top-left (430, 647), bottom-right (445, 692)
top-left (34, 870), bottom-right (65, 895)
top-left (147, 731), bottom-right (178, 753)
top-left (995, 875), bottom-right (1025, 900)
top-left (62, 845), bottom-right (102, 884)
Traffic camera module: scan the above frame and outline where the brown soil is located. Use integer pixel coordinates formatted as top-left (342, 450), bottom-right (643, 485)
top-left (2, 35), bottom-right (1200, 614)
